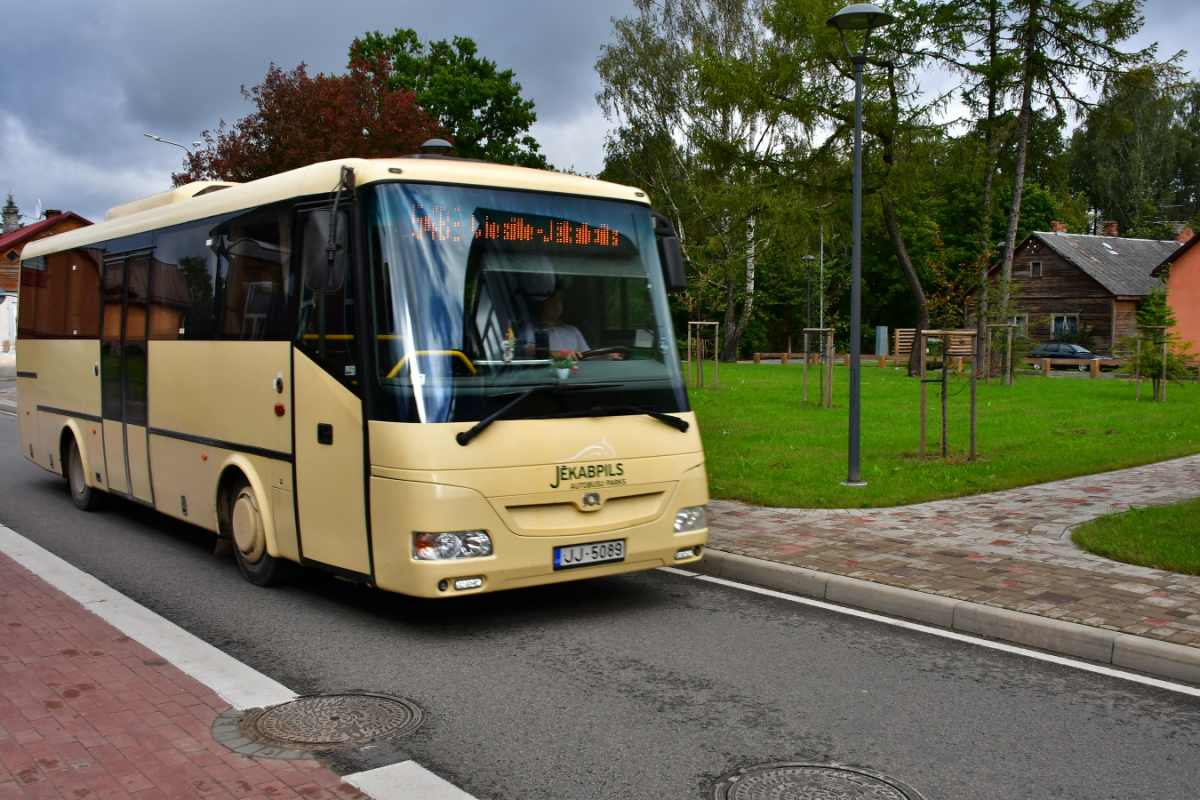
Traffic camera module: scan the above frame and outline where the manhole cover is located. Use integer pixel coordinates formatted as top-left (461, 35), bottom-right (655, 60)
top-left (712, 763), bottom-right (925, 800)
top-left (239, 693), bottom-right (424, 749)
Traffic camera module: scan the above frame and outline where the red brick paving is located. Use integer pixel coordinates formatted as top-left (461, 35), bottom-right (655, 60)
top-left (0, 553), bottom-right (367, 800)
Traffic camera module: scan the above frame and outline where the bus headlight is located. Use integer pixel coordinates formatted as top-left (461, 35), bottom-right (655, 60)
top-left (414, 531), bottom-right (493, 560)
top-left (674, 506), bottom-right (707, 532)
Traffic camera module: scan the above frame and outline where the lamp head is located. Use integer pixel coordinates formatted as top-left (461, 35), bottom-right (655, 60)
top-left (419, 138), bottom-right (455, 155)
top-left (802, 255), bottom-right (816, 262)
top-left (826, 3), bottom-right (895, 31)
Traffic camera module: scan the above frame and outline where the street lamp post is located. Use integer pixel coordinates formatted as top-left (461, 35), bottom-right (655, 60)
top-left (802, 254), bottom-right (816, 333)
top-left (144, 133), bottom-right (202, 155)
top-left (827, 3), bottom-right (894, 488)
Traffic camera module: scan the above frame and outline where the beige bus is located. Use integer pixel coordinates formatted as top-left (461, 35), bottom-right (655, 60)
top-left (16, 157), bottom-right (708, 596)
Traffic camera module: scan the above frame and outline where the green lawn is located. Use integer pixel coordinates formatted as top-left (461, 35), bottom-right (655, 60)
top-left (688, 363), bottom-right (1200, 508)
top-left (1072, 499), bottom-right (1200, 575)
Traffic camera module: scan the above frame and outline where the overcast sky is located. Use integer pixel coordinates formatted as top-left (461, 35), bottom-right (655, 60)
top-left (2, 0), bottom-right (1196, 225)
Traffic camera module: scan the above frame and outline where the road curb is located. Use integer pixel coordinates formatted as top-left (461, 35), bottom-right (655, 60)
top-left (696, 549), bottom-right (1200, 685)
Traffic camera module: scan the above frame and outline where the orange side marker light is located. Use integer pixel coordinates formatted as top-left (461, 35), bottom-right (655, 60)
top-left (201, 453), bottom-right (208, 461)
top-left (274, 403), bottom-right (285, 417)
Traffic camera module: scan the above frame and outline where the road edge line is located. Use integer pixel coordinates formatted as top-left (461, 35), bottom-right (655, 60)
top-left (0, 523), bottom-right (297, 709)
top-left (344, 761), bottom-right (477, 800)
top-left (696, 548), bottom-right (1200, 688)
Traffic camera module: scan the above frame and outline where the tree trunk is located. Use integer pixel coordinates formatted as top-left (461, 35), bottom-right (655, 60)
top-left (723, 211), bottom-right (756, 361)
top-left (1000, 4), bottom-right (1039, 312)
top-left (882, 198), bottom-right (930, 377)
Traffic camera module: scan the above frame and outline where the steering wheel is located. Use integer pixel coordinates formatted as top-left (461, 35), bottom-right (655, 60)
top-left (581, 346), bottom-right (632, 360)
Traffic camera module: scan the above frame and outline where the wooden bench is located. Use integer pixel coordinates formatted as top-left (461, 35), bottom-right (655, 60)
top-left (1021, 358), bottom-right (1125, 377)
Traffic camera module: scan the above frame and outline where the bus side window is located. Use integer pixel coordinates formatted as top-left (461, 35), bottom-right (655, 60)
top-left (217, 205), bottom-right (293, 341)
top-left (297, 209), bottom-right (357, 390)
top-left (151, 220), bottom-right (222, 340)
top-left (17, 255), bottom-right (46, 339)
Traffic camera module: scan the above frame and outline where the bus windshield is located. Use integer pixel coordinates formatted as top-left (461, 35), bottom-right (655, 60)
top-left (364, 182), bottom-right (688, 424)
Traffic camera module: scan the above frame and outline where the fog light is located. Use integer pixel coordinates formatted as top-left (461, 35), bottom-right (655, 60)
top-left (674, 506), bottom-right (707, 532)
top-left (414, 531), bottom-right (493, 560)
top-left (675, 547), bottom-right (698, 560)
top-left (453, 577), bottom-right (483, 591)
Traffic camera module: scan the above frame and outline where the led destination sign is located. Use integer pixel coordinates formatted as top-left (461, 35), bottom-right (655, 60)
top-left (408, 204), bottom-right (631, 253)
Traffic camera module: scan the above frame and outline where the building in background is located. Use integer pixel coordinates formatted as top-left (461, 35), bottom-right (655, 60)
top-left (969, 221), bottom-right (1184, 353)
top-left (1150, 226), bottom-right (1199, 353)
top-left (0, 198), bottom-right (92, 359)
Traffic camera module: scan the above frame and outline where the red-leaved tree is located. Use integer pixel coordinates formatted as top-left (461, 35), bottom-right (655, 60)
top-left (173, 53), bottom-right (444, 185)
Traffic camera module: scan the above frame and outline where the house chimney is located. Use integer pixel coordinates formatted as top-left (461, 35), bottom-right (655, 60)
top-left (1050, 220), bottom-right (1067, 233)
top-left (43, 209), bottom-right (62, 219)
top-left (1, 196), bottom-right (18, 235)
top-left (1101, 220), bottom-right (1118, 237)
top-left (1174, 225), bottom-right (1194, 244)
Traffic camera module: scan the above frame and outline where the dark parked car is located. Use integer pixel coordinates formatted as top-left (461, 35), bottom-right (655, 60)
top-left (1028, 342), bottom-right (1107, 371)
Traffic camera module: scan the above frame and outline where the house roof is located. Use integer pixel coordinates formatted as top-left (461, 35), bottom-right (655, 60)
top-left (1028, 231), bottom-right (1180, 296)
top-left (0, 211), bottom-right (93, 253)
top-left (1150, 233), bottom-right (1199, 277)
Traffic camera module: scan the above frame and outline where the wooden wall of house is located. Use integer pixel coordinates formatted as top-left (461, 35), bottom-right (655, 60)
top-left (968, 237), bottom-right (1127, 352)
top-left (1114, 300), bottom-right (1139, 347)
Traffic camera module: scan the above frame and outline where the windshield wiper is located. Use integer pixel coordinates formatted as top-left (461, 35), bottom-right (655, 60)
top-left (530, 405), bottom-right (689, 432)
top-left (456, 383), bottom-right (624, 446)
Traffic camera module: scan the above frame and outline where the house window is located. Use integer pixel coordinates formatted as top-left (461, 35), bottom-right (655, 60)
top-left (5, 250), bottom-right (18, 263)
top-left (1009, 314), bottom-right (1029, 338)
top-left (1051, 314), bottom-right (1078, 338)
top-left (1030, 261), bottom-right (1042, 278)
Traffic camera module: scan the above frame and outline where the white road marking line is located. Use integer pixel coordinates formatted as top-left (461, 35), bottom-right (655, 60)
top-left (657, 566), bottom-right (698, 576)
top-left (690, 573), bottom-right (1200, 698)
top-left (0, 410), bottom-right (16, 417)
top-left (0, 524), bottom-right (298, 709)
top-left (344, 761), bottom-right (478, 800)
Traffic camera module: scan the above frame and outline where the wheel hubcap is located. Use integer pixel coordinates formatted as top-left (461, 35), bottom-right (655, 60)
top-left (232, 489), bottom-right (265, 563)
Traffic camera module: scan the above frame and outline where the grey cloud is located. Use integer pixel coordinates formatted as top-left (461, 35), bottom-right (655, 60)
top-left (2, 0), bottom-right (635, 221)
top-left (2, 0), bottom-right (1192, 224)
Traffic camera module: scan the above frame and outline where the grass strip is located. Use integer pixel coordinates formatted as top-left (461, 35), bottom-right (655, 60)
top-left (688, 363), bottom-right (1200, 508)
top-left (1072, 499), bottom-right (1200, 575)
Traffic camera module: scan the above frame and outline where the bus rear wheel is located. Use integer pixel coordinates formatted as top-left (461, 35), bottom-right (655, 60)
top-left (228, 474), bottom-right (294, 587)
top-left (66, 436), bottom-right (103, 511)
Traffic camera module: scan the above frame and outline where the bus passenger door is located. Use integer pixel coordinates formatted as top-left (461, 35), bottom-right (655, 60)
top-left (101, 253), bottom-right (154, 504)
top-left (291, 207), bottom-right (371, 578)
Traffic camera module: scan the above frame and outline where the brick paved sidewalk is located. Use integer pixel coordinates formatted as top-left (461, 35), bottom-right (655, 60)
top-left (708, 454), bottom-right (1200, 649)
top-left (0, 552), bottom-right (366, 800)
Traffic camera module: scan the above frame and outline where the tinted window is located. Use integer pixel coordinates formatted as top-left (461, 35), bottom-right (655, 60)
top-left (297, 206), bottom-right (357, 389)
top-left (17, 256), bottom-right (46, 338)
top-left (64, 249), bottom-right (103, 338)
top-left (217, 205), bottom-right (294, 340)
top-left (151, 219), bottom-right (221, 340)
top-left (1043, 343), bottom-right (1058, 352)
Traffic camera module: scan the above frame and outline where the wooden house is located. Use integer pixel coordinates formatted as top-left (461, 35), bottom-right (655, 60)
top-left (971, 222), bottom-right (1182, 353)
top-left (1150, 227), bottom-right (1200, 353)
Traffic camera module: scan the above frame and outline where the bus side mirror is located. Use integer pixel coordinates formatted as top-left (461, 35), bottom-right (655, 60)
top-left (657, 235), bottom-right (686, 292)
top-left (303, 209), bottom-right (348, 293)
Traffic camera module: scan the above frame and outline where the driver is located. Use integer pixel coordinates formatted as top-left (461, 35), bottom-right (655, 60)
top-left (521, 285), bottom-right (591, 361)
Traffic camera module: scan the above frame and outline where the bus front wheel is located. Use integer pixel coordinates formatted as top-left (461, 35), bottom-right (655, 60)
top-left (66, 436), bottom-right (103, 511)
top-left (228, 474), bottom-right (293, 587)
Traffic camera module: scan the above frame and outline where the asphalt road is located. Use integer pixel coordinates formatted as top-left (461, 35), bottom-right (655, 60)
top-left (1, 413), bottom-right (1198, 799)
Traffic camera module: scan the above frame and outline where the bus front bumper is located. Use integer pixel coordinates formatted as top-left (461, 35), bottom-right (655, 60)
top-left (368, 467), bottom-right (709, 598)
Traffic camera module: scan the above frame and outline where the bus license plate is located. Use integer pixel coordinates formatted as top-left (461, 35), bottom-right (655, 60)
top-left (554, 539), bottom-right (625, 570)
